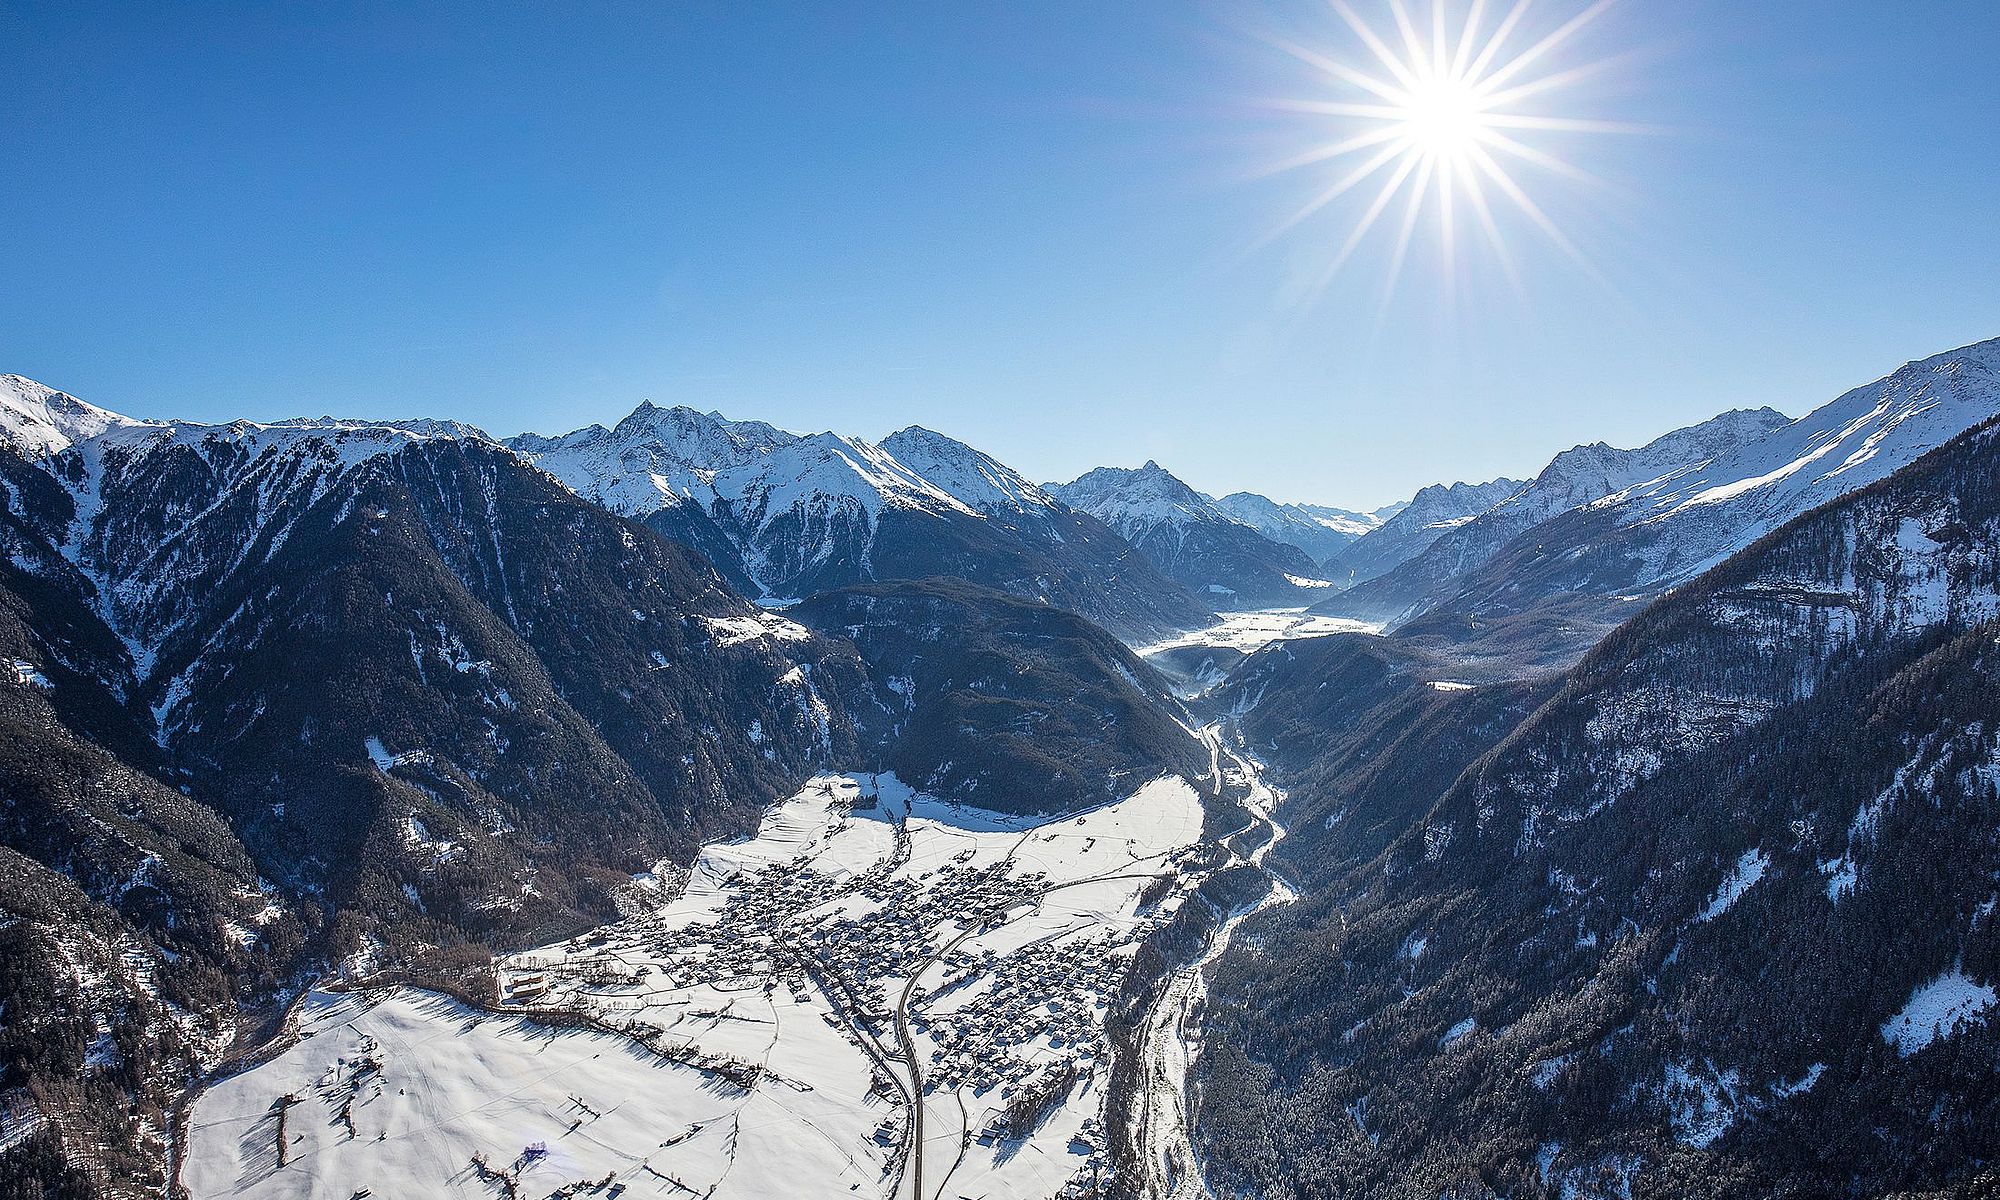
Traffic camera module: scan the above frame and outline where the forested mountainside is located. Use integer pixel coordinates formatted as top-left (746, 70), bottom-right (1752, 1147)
top-left (0, 685), bottom-right (295, 1200)
top-left (1193, 418), bottom-right (2000, 1200)
top-left (1318, 338), bottom-right (2000, 674)
top-left (509, 405), bottom-right (1213, 640)
top-left (1, 405), bottom-right (875, 947)
top-left (793, 578), bottom-right (1209, 816)
top-left (1215, 632), bottom-right (1557, 875)
top-left (1051, 461), bottom-right (1330, 608)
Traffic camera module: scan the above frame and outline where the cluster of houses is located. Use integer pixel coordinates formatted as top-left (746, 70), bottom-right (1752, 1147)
top-left (502, 823), bottom-right (1060, 1038)
top-left (808, 856), bottom-right (1047, 1018)
top-left (916, 933), bottom-right (1131, 1094)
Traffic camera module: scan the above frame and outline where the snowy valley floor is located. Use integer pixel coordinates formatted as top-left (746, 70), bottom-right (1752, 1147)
top-left (183, 773), bottom-right (1211, 1200)
top-left (1133, 607), bottom-right (1377, 660)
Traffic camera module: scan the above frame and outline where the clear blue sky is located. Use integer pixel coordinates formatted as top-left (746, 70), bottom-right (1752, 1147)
top-left (4, 1), bottom-right (1997, 507)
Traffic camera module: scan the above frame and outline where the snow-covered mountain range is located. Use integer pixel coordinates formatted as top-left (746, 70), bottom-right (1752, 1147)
top-left (1322, 338), bottom-right (2000, 667)
top-left (1319, 474), bottom-right (1526, 587)
top-left (1209, 492), bottom-right (1388, 564)
top-left (512, 402), bottom-right (1401, 619)
top-left (0, 374), bottom-right (1217, 1195)
top-left (1199, 403), bottom-right (2000, 1199)
top-left (1320, 406), bottom-right (1791, 622)
top-left (7, 334), bottom-right (2000, 1200)
top-left (1047, 461), bottom-right (1334, 608)
top-left (508, 406), bottom-right (1211, 639)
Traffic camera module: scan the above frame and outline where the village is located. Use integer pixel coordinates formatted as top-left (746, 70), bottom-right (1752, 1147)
top-left (183, 770), bottom-right (1212, 1200)
top-left (496, 773), bottom-right (1206, 1198)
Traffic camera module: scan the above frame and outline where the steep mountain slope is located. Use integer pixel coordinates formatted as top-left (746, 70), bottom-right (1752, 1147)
top-left (0, 374), bottom-right (145, 457)
top-left (510, 407), bottom-right (1210, 639)
top-left (27, 407), bottom-right (870, 944)
top-left (1321, 475), bottom-right (1523, 588)
top-left (1194, 416), bottom-right (2000, 1200)
top-left (0, 438), bottom-right (302, 1197)
top-left (1211, 492), bottom-right (1381, 564)
top-left (1321, 408), bottom-right (1791, 623)
top-left (506, 400), bottom-right (794, 515)
top-left (0, 683), bottom-right (295, 1200)
top-left (792, 578), bottom-right (1209, 816)
top-left (1216, 633), bottom-right (1554, 852)
top-left (507, 401), bottom-right (789, 595)
top-left (876, 425), bottom-right (1060, 516)
top-left (1051, 462), bottom-right (1328, 608)
top-left (1340, 339), bottom-right (2000, 671)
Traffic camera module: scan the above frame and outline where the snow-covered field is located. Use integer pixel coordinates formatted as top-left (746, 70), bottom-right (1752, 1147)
top-left (1134, 608), bottom-right (1377, 659)
top-left (184, 772), bottom-right (1207, 1200)
top-left (182, 986), bottom-right (879, 1199)
top-left (1882, 968), bottom-right (1998, 1056)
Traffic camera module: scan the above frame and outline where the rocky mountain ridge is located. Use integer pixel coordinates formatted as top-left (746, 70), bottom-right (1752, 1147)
top-left (509, 407), bottom-right (1213, 639)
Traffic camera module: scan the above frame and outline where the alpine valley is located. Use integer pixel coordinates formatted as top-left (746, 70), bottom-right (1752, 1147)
top-left (5, 335), bottom-right (2000, 1200)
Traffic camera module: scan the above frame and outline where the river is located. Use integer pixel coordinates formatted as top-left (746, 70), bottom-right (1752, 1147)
top-left (1129, 724), bottom-right (1293, 1200)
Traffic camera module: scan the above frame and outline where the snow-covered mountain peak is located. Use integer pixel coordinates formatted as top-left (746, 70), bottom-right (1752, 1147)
top-left (1, 375), bottom-right (501, 481)
top-left (1499, 406), bottom-right (1793, 525)
top-left (506, 402), bottom-right (798, 515)
top-left (241, 414), bottom-right (496, 447)
top-left (1892, 333), bottom-right (2000, 383)
top-left (1210, 492), bottom-right (1382, 562)
top-left (1050, 461), bottom-right (1218, 533)
top-left (0, 374), bottom-right (153, 458)
top-left (502, 404), bottom-right (1206, 632)
top-left (721, 431), bottom-right (978, 528)
top-left (1211, 491), bottom-right (1292, 522)
top-left (1049, 461), bottom-right (1328, 606)
top-left (878, 425), bottom-right (1058, 516)
top-left (1214, 492), bottom-right (1378, 534)
top-left (610, 401), bottom-right (795, 456)
top-left (1314, 473), bottom-right (1527, 590)
top-left (1296, 502), bottom-right (1386, 536)
top-left (75, 414), bottom-right (497, 482)
top-left (1399, 476), bottom-right (1526, 529)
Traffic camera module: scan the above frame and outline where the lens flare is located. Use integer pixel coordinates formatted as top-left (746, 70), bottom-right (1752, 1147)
top-left (1255, 0), bottom-right (1641, 306)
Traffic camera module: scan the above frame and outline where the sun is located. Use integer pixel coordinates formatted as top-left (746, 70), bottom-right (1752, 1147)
top-left (1255, 0), bottom-right (1637, 302)
top-left (1399, 73), bottom-right (1488, 157)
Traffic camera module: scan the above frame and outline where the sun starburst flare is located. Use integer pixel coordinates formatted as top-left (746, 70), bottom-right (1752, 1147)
top-left (1255, 0), bottom-right (1645, 307)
